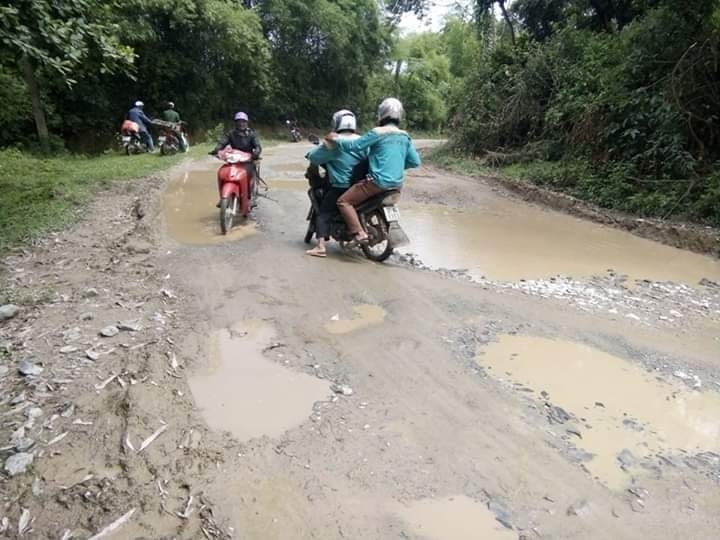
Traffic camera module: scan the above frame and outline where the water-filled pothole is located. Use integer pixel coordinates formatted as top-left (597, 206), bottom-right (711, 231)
top-left (401, 203), bottom-right (720, 285)
top-left (395, 496), bottom-right (516, 540)
top-left (163, 166), bottom-right (257, 244)
top-left (189, 321), bottom-right (330, 441)
top-left (478, 336), bottom-right (720, 488)
top-left (324, 304), bottom-right (386, 335)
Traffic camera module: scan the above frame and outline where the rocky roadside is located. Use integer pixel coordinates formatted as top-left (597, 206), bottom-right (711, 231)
top-left (0, 173), bottom-right (232, 539)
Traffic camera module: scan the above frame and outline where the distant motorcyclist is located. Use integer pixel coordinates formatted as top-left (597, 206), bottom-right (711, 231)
top-left (304, 109), bottom-right (366, 258)
top-left (161, 101), bottom-right (187, 152)
top-left (326, 97), bottom-right (421, 244)
top-left (210, 112), bottom-right (262, 206)
top-left (162, 101), bottom-right (181, 123)
top-left (127, 101), bottom-right (155, 152)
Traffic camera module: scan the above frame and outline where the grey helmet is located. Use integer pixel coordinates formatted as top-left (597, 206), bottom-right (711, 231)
top-left (332, 109), bottom-right (356, 132)
top-left (377, 97), bottom-right (403, 124)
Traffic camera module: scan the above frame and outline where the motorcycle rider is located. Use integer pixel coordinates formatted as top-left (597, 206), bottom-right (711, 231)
top-left (326, 98), bottom-right (421, 244)
top-left (161, 101), bottom-right (187, 152)
top-left (210, 112), bottom-right (262, 206)
top-left (127, 101), bottom-right (155, 152)
top-left (162, 101), bottom-right (180, 123)
top-left (305, 109), bottom-right (366, 258)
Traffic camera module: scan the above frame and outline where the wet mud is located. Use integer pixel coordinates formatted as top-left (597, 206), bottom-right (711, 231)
top-left (395, 496), bottom-right (516, 540)
top-left (479, 335), bottom-right (720, 488)
top-left (164, 166), bottom-right (257, 244)
top-left (324, 304), bottom-right (386, 334)
top-left (188, 321), bottom-right (330, 441)
top-left (401, 203), bottom-right (720, 285)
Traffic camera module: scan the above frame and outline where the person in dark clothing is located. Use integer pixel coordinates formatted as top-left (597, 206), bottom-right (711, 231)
top-left (127, 101), bottom-right (155, 152)
top-left (211, 111), bottom-right (262, 157)
top-left (210, 112), bottom-right (263, 206)
top-left (161, 102), bottom-right (187, 152)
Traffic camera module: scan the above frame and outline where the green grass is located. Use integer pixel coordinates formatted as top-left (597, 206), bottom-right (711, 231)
top-left (0, 144), bottom-right (211, 250)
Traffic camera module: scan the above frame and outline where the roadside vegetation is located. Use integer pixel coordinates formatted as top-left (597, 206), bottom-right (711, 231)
top-left (438, 0), bottom-right (720, 227)
top-left (0, 145), bottom-right (210, 249)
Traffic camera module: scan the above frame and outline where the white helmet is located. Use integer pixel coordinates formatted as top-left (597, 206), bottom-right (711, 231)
top-left (134, 100), bottom-right (144, 108)
top-left (377, 97), bottom-right (403, 124)
top-left (332, 109), bottom-right (356, 132)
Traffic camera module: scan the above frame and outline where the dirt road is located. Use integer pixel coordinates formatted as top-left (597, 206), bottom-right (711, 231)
top-left (1, 142), bottom-right (719, 539)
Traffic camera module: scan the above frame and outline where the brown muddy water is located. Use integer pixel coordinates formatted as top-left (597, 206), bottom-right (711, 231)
top-left (324, 304), bottom-right (386, 335)
top-left (401, 203), bottom-right (720, 285)
top-left (478, 336), bottom-right (720, 489)
top-left (394, 496), bottom-right (516, 540)
top-left (188, 321), bottom-right (330, 441)
top-left (164, 166), bottom-right (258, 244)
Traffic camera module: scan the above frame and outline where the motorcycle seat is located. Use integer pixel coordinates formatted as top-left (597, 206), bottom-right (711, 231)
top-left (356, 189), bottom-right (401, 212)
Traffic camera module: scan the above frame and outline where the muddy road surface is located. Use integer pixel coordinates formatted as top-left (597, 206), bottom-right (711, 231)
top-left (1, 141), bottom-right (719, 539)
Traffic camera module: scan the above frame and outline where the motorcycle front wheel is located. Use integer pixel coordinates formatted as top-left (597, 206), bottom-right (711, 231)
top-left (220, 196), bottom-right (236, 234)
top-left (361, 212), bottom-right (394, 262)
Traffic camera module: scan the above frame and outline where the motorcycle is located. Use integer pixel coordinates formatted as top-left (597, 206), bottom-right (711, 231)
top-left (286, 120), bottom-right (302, 143)
top-left (214, 146), bottom-right (261, 234)
top-left (304, 165), bottom-right (409, 262)
top-left (155, 120), bottom-right (188, 155)
top-left (120, 120), bottom-right (149, 155)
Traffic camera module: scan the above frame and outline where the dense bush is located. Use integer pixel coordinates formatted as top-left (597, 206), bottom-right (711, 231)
top-left (451, 0), bottom-right (720, 225)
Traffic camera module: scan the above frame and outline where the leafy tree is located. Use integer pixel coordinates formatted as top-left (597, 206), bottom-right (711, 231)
top-left (0, 0), bottom-right (134, 150)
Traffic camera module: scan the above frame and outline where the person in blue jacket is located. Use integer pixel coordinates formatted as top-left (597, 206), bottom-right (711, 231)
top-left (305, 109), bottom-right (366, 257)
top-left (326, 97), bottom-right (421, 244)
top-left (127, 100), bottom-right (155, 152)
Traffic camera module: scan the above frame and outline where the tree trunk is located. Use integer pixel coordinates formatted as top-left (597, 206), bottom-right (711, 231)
top-left (498, 0), bottom-right (516, 47)
top-left (20, 56), bottom-right (50, 152)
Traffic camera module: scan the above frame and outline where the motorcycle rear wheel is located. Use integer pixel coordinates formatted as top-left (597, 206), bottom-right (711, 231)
top-left (361, 212), bottom-right (394, 262)
top-left (220, 196), bottom-right (236, 235)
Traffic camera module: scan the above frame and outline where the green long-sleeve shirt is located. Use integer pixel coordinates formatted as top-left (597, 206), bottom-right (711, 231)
top-left (333, 125), bottom-right (421, 189)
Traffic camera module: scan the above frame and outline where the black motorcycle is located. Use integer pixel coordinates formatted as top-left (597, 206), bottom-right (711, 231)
top-left (304, 166), bottom-right (409, 262)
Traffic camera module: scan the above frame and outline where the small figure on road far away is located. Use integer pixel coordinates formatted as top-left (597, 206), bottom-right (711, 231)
top-left (325, 97), bottom-right (421, 245)
top-left (305, 109), bottom-right (367, 258)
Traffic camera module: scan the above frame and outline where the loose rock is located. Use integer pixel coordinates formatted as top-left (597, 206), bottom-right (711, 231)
top-left (0, 304), bottom-right (19, 321)
top-left (4, 452), bottom-right (34, 476)
top-left (331, 384), bottom-right (354, 396)
top-left (617, 449), bottom-right (637, 469)
top-left (567, 500), bottom-right (591, 517)
top-left (100, 325), bottom-right (119, 338)
top-left (17, 360), bottom-right (43, 376)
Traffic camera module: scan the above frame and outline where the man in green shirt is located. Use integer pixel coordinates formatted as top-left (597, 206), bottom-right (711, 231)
top-left (162, 101), bottom-right (181, 123)
top-left (160, 101), bottom-right (187, 151)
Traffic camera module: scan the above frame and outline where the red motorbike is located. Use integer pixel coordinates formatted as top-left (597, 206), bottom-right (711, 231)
top-left (215, 146), bottom-right (260, 234)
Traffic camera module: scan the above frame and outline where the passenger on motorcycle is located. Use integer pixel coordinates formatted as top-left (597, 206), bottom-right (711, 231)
top-left (305, 109), bottom-right (367, 258)
top-left (326, 98), bottom-right (421, 244)
top-left (210, 112), bottom-right (263, 206)
top-left (161, 101), bottom-right (187, 152)
top-left (127, 101), bottom-right (156, 152)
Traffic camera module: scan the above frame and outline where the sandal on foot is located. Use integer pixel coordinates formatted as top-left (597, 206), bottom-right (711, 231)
top-left (306, 247), bottom-right (327, 258)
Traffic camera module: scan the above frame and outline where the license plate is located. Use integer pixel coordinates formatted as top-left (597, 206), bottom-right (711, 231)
top-left (122, 136), bottom-right (131, 142)
top-left (383, 206), bottom-right (400, 222)
top-left (158, 136), bottom-right (166, 143)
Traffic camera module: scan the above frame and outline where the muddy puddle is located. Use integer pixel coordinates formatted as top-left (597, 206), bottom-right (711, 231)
top-left (401, 203), bottom-right (720, 286)
top-left (324, 304), bottom-right (386, 334)
top-left (478, 336), bottom-right (720, 488)
top-left (164, 166), bottom-right (257, 244)
top-left (395, 496), bottom-right (516, 540)
top-left (188, 321), bottom-right (330, 441)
